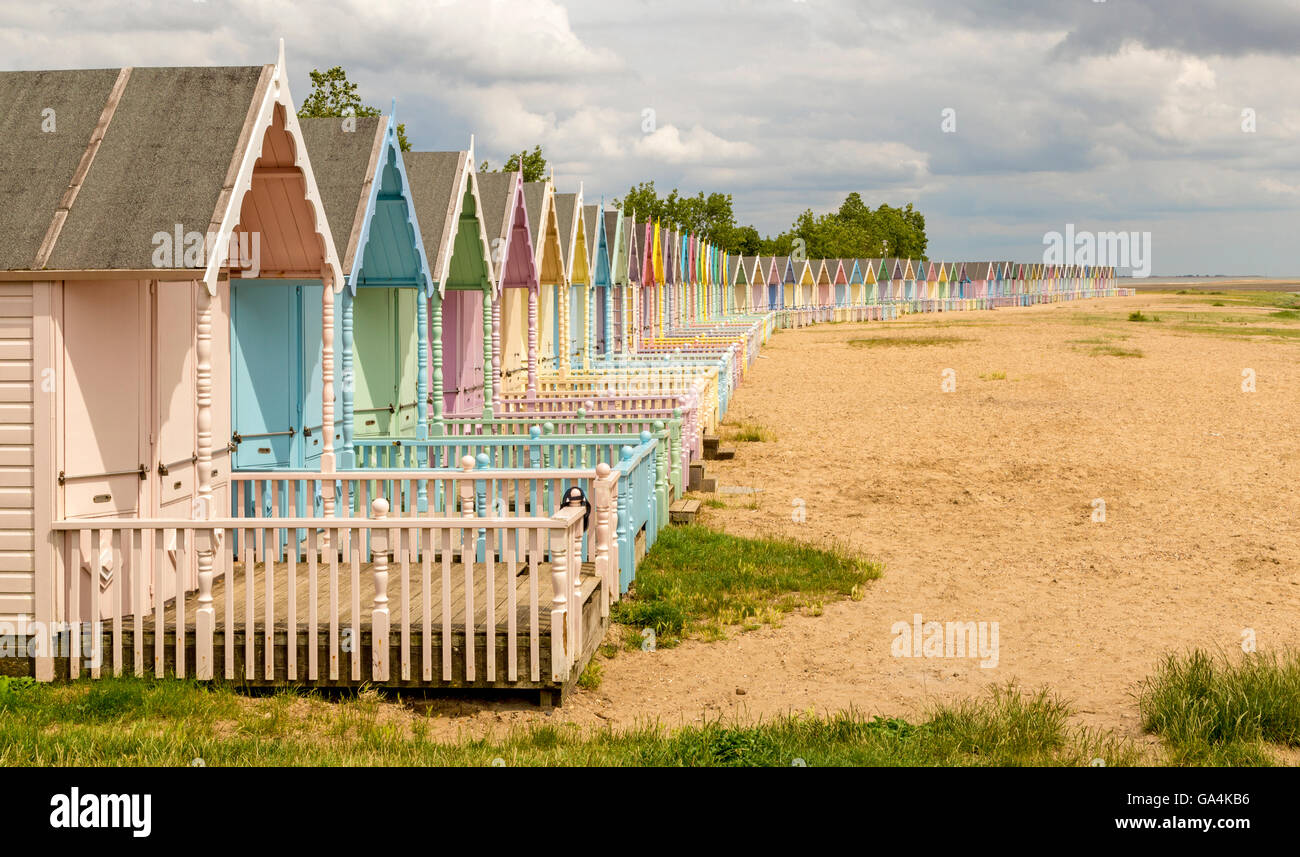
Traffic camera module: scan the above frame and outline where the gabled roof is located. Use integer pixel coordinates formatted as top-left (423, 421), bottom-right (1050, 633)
top-left (582, 202), bottom-right (600, 281)
top-left (403, 149), bottom-right (494, 293)
top-left (0, 56), bottom-right (342, 291)
top-left (832, 259), bottom-right (848, 284)
top-left (299, 115), bottom-right (384, 282)
top-left (605, 208), bottom-right (623, 284)
top-left (552, 191), bottom-right (578, 273)
top-left (625, 217), bottom-right (640, 282)
top-left (475, 168), bottom-right (536, 289)
top-left (662, 226), bottom-right (675, 285)
top-left (300, 114), bottom-right (432, 297)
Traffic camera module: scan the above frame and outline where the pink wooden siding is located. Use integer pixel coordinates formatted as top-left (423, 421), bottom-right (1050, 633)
top-left (0, 282), bottom-right (34, 623)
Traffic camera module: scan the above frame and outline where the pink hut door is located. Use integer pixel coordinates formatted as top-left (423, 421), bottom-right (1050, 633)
top-left (61, 280), bottom-right (151, 621)
top-left (62, 281), bottom-right (150, 521)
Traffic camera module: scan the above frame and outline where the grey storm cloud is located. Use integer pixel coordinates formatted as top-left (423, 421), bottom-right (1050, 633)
top-left (1, 0), bottom-right (1297, 274)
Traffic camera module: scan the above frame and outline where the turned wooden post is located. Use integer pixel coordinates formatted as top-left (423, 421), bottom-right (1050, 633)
top-left (527, 284), bottom-right (538, 395)
top-left (195, 285), bottom-right (216, 679)
top-left (370, 498), bottom-right (390, 681)
top-left (549, 516), bottom-right (570, 681)
top-left (594, 462), bottom-right (615, 611)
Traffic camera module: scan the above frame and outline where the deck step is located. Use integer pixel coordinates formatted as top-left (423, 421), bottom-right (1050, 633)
top-left (702, 435), bottom-right (721, 458)
top-left (688, 461), bottom-right (716, 492)
top-left (669, 498), bottom-right (702, 525)
top-left (714, 446), bottom-right (736, 460)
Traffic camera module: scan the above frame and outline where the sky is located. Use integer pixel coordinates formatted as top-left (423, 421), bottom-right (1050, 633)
top-left (3, 0), bottom-right (1298, 275)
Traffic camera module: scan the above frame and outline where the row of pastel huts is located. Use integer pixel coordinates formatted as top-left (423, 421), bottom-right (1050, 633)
top-left (0, 51), bottom-right (1132, 701)
top-left (741, 257), bottom-right (1131, 329)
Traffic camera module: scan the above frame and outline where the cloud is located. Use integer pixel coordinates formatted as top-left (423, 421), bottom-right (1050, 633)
top-left (1, 0), bottom-right (1297, 272)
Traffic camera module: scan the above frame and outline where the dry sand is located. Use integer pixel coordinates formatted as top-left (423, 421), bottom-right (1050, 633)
top-left (414, 294), bottom-right (1300, 740)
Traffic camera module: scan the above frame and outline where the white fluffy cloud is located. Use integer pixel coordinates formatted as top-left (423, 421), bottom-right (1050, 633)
top-left (2, 0), bottom-right (1297, 273)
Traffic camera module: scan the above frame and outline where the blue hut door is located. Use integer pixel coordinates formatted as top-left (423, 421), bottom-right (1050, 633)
top-left (231, 280), bottom-right (327, 470)
top-left (594, 285), bottom-right (607, 354)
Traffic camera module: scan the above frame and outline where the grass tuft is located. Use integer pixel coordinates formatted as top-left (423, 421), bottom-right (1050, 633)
top-left (849, 335), bottom-right (970, 348)
top-left (1138, 649), bottom-right (1300, 766)
top-left (1128, 311), bottom-right (1160, 322)
top-left (611, 525), bottom-right (880, 646)
top-left (1089, 345), bottom-right (1144, 358)
top-left (728, 422), bottom-right (775, 442)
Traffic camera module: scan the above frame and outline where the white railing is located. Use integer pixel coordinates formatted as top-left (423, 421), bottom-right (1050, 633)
top-left (38, 495), bottom-right (607, 688)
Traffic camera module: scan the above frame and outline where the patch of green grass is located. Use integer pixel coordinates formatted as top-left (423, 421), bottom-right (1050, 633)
top-left (728, 422), bottom-right (775, 442)
top-left (1128, 311), bottom-right (1160, 322)
top-left (612, 525), bottom-right (880, 646)
top-left (848, 335), bottom-right (971, 348)
top-left (979, 371), bottom-right (1007, 381)
top-left (0, 678), bottom-right (1135, 766)
top-left (1211, 302), bottom-right (1225, 307)
top-left (1089, 345), bottom-right (1144, 358)
top-left (1269, 309), bottom-right (1300, 320)
top-left (1138, 649), bottom-right (1300, 766)
top-left (577, 659), bottom-right (603, 692)
top-left (702, 498), bottom-right (726, 509)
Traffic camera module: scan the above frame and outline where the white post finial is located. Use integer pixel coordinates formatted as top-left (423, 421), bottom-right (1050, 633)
top-left (468, 133), bottom-right (475, 163)
top-left (275, 38), bottom-right (285, 82)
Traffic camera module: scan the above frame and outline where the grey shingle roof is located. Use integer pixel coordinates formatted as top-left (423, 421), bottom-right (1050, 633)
top-left (298, 115), bottom-right (384, 275)
top-left (553, 192), bottom-right (576, 266)
top-left (582, 203), bottom-right (598, 271)
top-left (402, 150), bottom-right (464, 276)
top-left (1, 65), bottom-right (272, 271)
top-left (0, 68), bottom-right (121, 270)
top-left (475, 171), bottom-right (515, 248)
top-left (48, 66), bottom-right (266, 271)
top-left (522, 181), bottom-right (547, 246)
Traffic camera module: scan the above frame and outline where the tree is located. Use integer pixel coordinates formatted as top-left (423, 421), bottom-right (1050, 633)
top-left (758, 194), bottom-right (928, 260)
top-left (297, 66), bottom-right (410, 151)
top-left (479, 145), bottom-right (548, 182)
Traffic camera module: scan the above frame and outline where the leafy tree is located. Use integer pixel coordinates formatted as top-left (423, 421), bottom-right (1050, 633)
top-left (297, 66), bottom-right (410, 150)
top-left (479, 145), bottom-right (549, 182)
top-left (758, 194), bottom-right (928, 260)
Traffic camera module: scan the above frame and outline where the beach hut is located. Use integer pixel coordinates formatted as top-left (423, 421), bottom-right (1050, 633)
top-left (747, 256), bottom-right (766, 310)
top-left (830, 259), bottom-right (849, 308)
top-left (521, 180), bottom-right (564, 379)
top-left (300, 114), bottom-right (433, 468)
top-left (475, 168), bottom-right (537, 399)
top-left (730, 254), bottom-right (748, 313)
top-left (785, 258), bottom-right (806, 312)
top-left (814, 259), bottom-right (832, 309)
top-left (603, 208), bottom-right (625, 355)
top-left (622, 215), bottom-right (640, 352)
top-left (659, 225), bottom-right (675, 331)
top-left (585, 202), bottom-right (610, 362)
top-left (641, 220), bottom-right (658, 342)
top-left (767, 256), bottom-right (786, 310)
top-left (551, 190), bottom-right (587, 375)
top-left (0, 50), bottom-right (342, 642)
top-left (847, 258), bottom-right (865, 307)
top-left (403, 149), bottom-right (495, 422)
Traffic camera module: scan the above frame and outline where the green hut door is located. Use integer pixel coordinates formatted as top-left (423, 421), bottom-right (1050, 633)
top-left (352, 288), bottom-right (420, 438)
